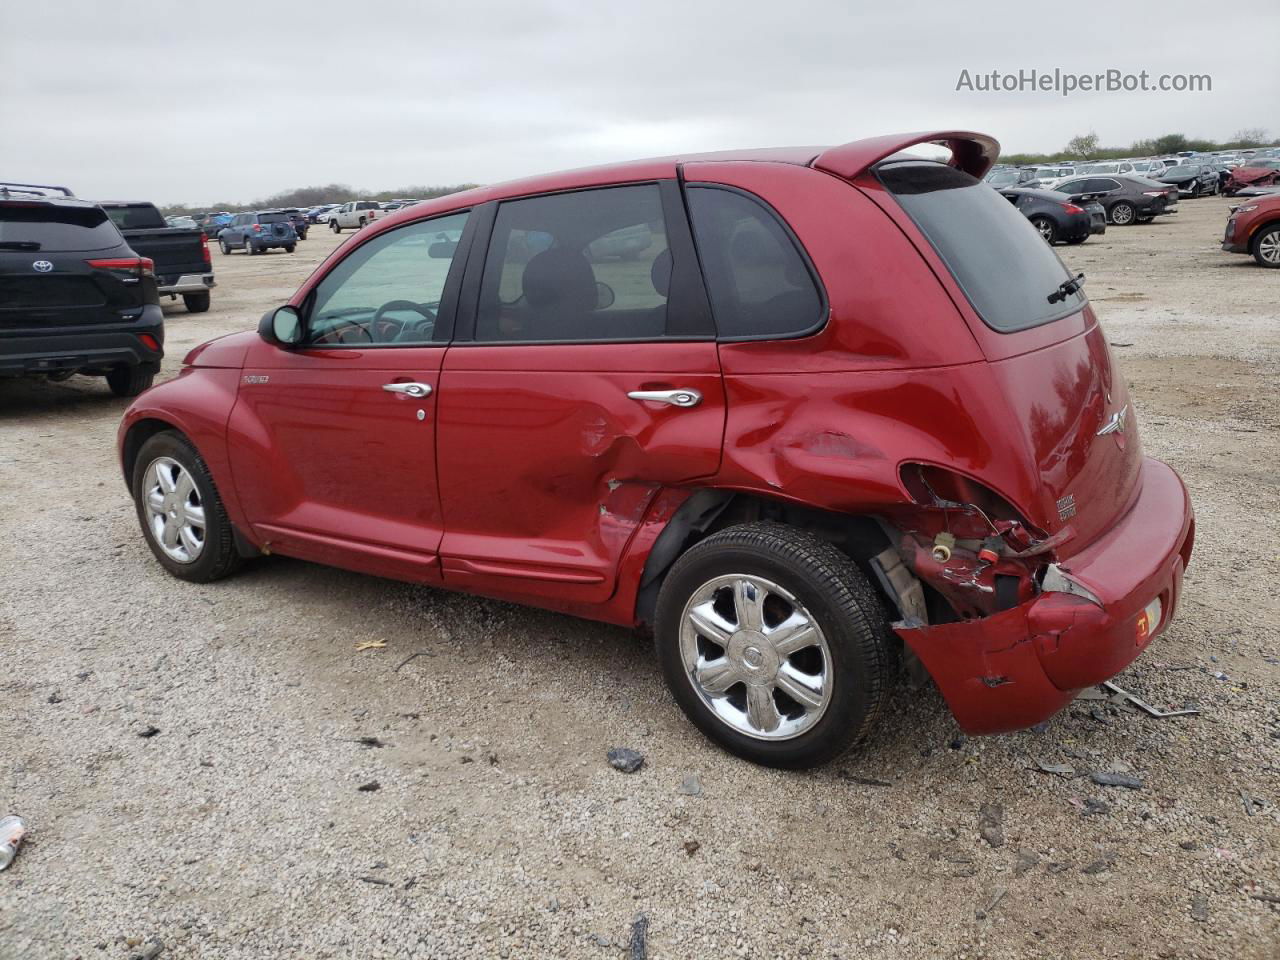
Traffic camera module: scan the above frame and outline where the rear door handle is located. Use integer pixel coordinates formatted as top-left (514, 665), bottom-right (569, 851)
top-left (627, 388), bottom-right (702, 408)
top-left (383, 382), bottom-right (432, 398)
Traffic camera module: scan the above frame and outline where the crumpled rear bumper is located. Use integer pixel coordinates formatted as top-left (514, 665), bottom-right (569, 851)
top-left (896, 457), bottom-right (1194, 734)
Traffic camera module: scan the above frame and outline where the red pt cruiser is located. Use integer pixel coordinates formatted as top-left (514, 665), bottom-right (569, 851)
top-left (119, 131), bottom-right (1193, 768)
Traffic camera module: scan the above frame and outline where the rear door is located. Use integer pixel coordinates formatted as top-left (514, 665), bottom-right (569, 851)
top-left (228, 210), bottom-right (473, 582)
top-left (434, 183), bottom-right (725, 604)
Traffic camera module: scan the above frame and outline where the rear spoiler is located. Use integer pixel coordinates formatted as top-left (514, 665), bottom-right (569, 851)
top-left (812, 131), bottom-right (1000, 182)
top-left (0, 181), bottom-right (75, 199)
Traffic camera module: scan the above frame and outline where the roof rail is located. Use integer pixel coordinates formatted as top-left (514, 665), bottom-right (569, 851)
top-left (0, 181), bottom-right (76, 199)
top-left (813, 131), bottom-right (1000, 182)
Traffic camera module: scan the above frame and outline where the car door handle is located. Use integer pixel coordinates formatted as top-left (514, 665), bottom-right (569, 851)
top-left (382, 382), bottom-right (432, 398)
top-left (627, 388), bottom-right (702, 408)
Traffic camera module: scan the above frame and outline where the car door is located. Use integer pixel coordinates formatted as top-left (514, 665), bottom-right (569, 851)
top-left (227, 209), bottom-right (475, 583)
top-left (434, 182), bottom-right (725, 606)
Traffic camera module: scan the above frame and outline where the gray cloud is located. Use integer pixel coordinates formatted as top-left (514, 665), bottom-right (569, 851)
top-left (2, 0), bottom-right (1276, 205)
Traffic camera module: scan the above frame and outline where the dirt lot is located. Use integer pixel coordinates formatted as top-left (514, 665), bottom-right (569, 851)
top-left (2, 198), bottom-right (1277, 960)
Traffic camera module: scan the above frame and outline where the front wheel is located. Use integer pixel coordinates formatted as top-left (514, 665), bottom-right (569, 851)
top-left (106, 364), bottom-right (154, 397)
top-left (330, 220), bottom-right (341, 233)
top-left (1252, 224), bottom-right (1280, 268)
top-left (131, 431), bottom-right (242, 582)
top-left (655, 523), bottom-right (898, 768)
top-left (219, 239), bottom-right (231, 255)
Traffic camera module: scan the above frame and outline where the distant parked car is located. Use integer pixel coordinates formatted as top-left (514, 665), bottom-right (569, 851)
top-left (1221, 194), bottom-right (1280, 267)
top-left (984, 167), bottom-right (1042, 189)
top-left (1225, 159), bottom-right (1280, 195)
top-left (166, 216), bottom-right (197, 229)
top-left (1050, 175), bottom-right (1177, 225)
top-left (196, 212), bottom-right (233, 237)
top-left (307, 204), bottom-right (338, 224)
top-left (278, 208), bottom-right (310, 240)
top-left (328, 201), bottom-right (384, 232)
top-left (996, 187), bottom-right (1104, 244)
top-left (1073, 161), bottom-right (1137, 176)
top-left (217, 211), bottom-right (297, 255)
top-left (1156, 164), bottom-right (1219, 198)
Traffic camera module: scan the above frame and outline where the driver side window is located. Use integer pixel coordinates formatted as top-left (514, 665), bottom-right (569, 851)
top-left (306, 211), bottom-right (469, 346)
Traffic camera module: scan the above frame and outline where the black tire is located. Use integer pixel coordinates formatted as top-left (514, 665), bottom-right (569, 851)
top-left (1109, 201), bottom-right (1136, 226)
top-left (1252, 224), bottom-right (1280, 268)
top-left (358, 217), bottom-right (366, 229)
top-left (654, 522), bottom-right (898, 769)
top-left (131, 430), bottom-right (242, 583)
top-left (183, 291), bottom-right (210, 313)
top-left (284, 244), bottom-right (296, 254)
top-left (1030, 216), bottom-right (1057, 244)
top-left (244, 238), bottom-right (255, 256)
top-left (106, 364), bottom-right (155, 398)
top-left (330, 220), bottom-right (341, 233)
top-left (219, 238), bottom-right (231, 255)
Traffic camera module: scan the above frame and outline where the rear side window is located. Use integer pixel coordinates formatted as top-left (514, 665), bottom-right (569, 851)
top-left (685, 186), bottom-right (823, 340)
top-left (879, 161), bottom-right (1086, 332)
top-left (0, 204), bottom-right (123, 252)
top-left (475, 184), bottom-right (672, 343)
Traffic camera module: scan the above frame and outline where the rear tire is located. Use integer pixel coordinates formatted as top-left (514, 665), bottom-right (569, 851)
top-left (654, 522), bottom-right (897, 769)
top-left (106, 364), bottom-right (155, 398)
top-left (1252, 224), bottom-right (1280, 268)
top-left (1030, 216), bottom-right (1057, 243)
top-left (183, 292), bottom-right (210, 313)
top-left (284, 244), bottom-right (296, 254)
top-left (131, 430), bottom-right (242, 583)
top-left (243, 238), bottom-right (255, 255)
top-left (1109, 201), bottom-right (1136, 226)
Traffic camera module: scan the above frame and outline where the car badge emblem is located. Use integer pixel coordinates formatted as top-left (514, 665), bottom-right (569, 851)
top-left (32, 260), bottom-right (53, 273)
top-left (1096, 404), bottom-right (1128, 436)
top-left (1056, 493), bottom-right (1077, 522)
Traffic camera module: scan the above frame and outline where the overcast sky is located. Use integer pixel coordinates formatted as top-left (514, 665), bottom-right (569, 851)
top-left (3, 0), bottom-right (1277, 206)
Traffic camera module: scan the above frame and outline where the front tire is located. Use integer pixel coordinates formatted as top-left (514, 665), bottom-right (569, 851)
top-left (330, 220), bottom-right (341, 233)
top-left (219, 238), bottom-right (231, 255)
top-left (131, 431), bottom-right (242, 583)
top-left (655, 523), bottom-right (897, 769)
top-left (183, 291), bottom-right (210, 313)
top-left (106, 364), bottom-right (154, 397)
top-left (1252, 224), bottom-right (1280, 268)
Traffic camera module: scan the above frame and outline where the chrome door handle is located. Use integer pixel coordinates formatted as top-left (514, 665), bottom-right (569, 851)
top-left (382, 382), bottom-right (432, 398)
top-left (627, 388), bottom-right (702, 408)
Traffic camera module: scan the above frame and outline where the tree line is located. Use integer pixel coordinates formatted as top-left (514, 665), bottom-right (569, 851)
top-left (1000, 129), bottom-right (1277, 166)
top-left (161, 183), bottom-right (479, 216)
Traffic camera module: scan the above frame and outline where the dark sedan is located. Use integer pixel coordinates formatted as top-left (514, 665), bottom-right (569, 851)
top-left (997, 187), bottom-right (1103, 245)
top-left (1158, 164), bottom-right (1219, 198)
top-left (1051, 175), bottom-right (1177, 225)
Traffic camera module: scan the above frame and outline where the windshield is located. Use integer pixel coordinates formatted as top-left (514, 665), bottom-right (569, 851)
top-left (985, 170), bottom-right (1020, 187)
top-left (879, 161), bottom-right (1085, 333)
top-left (1164, 165), bottom-right (1194, 176)
top-left (0, 203), bottom-right (123, 251)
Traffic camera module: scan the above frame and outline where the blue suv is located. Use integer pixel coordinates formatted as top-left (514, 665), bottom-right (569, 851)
top-left (217, 211), bottom-right (297, 255)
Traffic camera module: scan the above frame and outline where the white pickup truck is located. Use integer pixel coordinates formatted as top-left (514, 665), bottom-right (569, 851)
top-left (327, 201), bottom-right (385, 233)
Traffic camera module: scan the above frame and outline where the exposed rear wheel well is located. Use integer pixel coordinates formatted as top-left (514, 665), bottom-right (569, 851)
top-left (636, 490), bottom-right (896, 626)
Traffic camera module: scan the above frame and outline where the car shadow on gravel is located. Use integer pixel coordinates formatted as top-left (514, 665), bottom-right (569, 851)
top-left (0, 376), bottom-right (130, 420)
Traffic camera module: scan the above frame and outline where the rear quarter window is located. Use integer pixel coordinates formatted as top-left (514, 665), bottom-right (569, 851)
top-left (685, 185), bottom-right (824, 340)
top-left (0, 204), bottom-right (123, 252)
top-left (878, 161), bottom-right (1086, 332)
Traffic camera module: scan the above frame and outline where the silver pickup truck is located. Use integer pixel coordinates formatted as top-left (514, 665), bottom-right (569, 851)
top-left (327, 201), bottom-right (385, 233)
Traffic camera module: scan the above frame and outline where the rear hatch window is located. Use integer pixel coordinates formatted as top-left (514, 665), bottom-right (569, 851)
top-left (104, 204), bottom-right (166, 230)
top-left (259, 212), bottom-right (290, 224)
top-left (0, 204), bottom-right (123, 252)
top-left (879, 161), bottom-right (1086, 332)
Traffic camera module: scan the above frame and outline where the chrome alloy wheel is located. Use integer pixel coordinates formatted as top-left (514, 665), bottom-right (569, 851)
top-left (142, 456), bottom-right (205, 563)
top-left (1259, 231), bottom-right (1280, 265)
top-left (679, 575), bottom-right (832, 740)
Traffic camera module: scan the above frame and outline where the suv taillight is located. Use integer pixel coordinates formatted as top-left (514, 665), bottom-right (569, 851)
top-left (253, 224), bottom-right (262, 233)
top-left (86, 256), bottom-right (155, 279)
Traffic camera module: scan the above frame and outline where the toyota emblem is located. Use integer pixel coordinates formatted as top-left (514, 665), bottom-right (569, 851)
top-left (32, 260), bottom-right (53, 273)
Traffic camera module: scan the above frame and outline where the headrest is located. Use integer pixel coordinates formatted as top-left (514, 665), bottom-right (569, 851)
top-left (522, 248), bottom-right (597, 313)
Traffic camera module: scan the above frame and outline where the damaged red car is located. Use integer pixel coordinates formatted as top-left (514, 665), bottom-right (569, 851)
top-left (118, 131), bottom-right (1194, 768)
top-left (1224, 158), bottom-right (1280, 195)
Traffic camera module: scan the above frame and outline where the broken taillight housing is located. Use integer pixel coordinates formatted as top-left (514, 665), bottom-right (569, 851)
top-left (901, 464), bottom-right (1025, 521)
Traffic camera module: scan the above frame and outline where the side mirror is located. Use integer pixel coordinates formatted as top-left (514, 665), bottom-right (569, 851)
top-left (259, 305), bottom-right (303, 347)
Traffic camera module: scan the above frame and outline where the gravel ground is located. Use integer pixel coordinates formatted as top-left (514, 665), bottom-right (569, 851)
top-left (1, 198), bottom-right (1277, 959)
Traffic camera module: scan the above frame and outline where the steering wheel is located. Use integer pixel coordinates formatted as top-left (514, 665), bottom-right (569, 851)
top-left (372, 300), bottom-right (437, 342)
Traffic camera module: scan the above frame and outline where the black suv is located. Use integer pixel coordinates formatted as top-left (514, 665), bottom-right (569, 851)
top-left (0, 182), bottom-right (163, 396)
